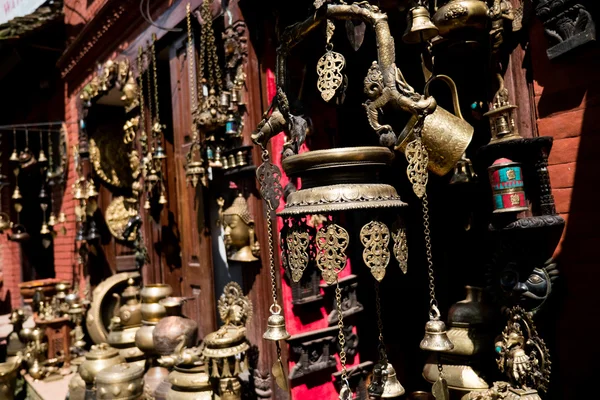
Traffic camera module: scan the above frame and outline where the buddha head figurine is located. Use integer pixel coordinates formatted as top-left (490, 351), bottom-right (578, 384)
top-left (222, 194), bottom-right (260, 262)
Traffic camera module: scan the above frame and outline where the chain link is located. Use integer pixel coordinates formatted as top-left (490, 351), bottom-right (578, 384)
top-left (151, 35), bottom-right (160, 129)
top-left (422, 192), bottom-right (439, 314)
top-left (137, 48), bottom-right (148, 156)
top-left (145, 48), bottom-right (153, 154)
top-left (374, 281), bottom-right (387, 363)
top-left (186, 4), bottom-right (199, 142)
top-left (336, 280), bottom-right (348, 382)
top-left (266, 212), bottom-right (279, 308)
top-left (198, 0), bottom-right (222, 92)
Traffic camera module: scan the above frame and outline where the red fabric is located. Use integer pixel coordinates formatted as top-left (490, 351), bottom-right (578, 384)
top-left (265, 69), bottom-right (359, 399)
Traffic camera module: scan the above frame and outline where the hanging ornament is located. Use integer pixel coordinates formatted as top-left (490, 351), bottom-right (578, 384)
top-left (317, 20), bottom-right (346, 102)
top-left (9, 129), bottom-right (18, 162)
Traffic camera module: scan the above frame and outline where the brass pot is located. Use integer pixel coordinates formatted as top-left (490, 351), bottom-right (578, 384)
top-left (0, 360), bottom-right (19, 400)
top-left (140, 284), bottom-right (172, 304)
top-left (96, 363), bottom-right (144, 400)
top-left (108, 326), bottom-right (139, 349)
top-left (432, 0), bottom-right (489, 37)
top-left (167, 365), bottom-right (212, 400)
top-left (135, 322), bottom-right (158, 355)
top-left (79, 344), bottom-right (125, 388)
top-left (140, 302), bottom-right (167, 322)
top-left (396, 75), bottom-right (473, 176)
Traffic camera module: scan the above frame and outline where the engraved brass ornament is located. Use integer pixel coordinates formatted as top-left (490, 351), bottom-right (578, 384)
top-left (317, 20), bottom-right (346, 102)
top-left (360, 221), bottom-right (391, 282)
top-left (287, 228), bottom-right (310, 283)
top-left (405, 135), bottom-right (429, 199)
top-left (105, 196), bottom-right (140, 241)
top-left (392, 220), bottom-right (408, 274)
top-left (256, 160), bottom-right (283, 213)
top-left (316, 223), bottom-right (349, 285)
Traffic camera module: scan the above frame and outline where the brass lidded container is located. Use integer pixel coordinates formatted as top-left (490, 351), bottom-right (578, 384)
top-left (136, 284), bottom-right (173, 355)
top-left (166, 363), bottom-right (212, 400)
top-left (79, 343), bottom-right (125, 388)
top-left (279, 147), bottom-right (408, 284)
top-left (96, 362), bottom-right (144, 400)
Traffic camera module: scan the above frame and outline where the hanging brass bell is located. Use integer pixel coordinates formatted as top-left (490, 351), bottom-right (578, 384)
top-left (263, 312), bottom-right (290, 341)
top-left (403, 6), bottom-right (439, 44)
top-left (73, 184), bottom-right (85, 201)
top-left (48, 213), bottom-right (57, 227)
top-left (40, 223), bottom-right (50, 235)
top-left (159, 192), bottom-right (167, 205)
top-left (38, 150), bottom-right (48, 163)
top-left (10, 224), bottom-right (30, 242)
top-left (12, 186), bottom-right (21, 200)
top-left (420, 318), bottom-right (454, 352)
top-left (9, 149), bottom-right (19, 162)
top-left (58, 212), bottom-right (67, 224)
top-left (144, 199), bottom-right (151, 210)
top-left (154, 145), bottom-right (167, 160)
top-left (86, 180), bottom-right (99, 198)
top-left (382, 363), bottom-right (406, 398)
top-left (75, 223), bottom-right (86, 242)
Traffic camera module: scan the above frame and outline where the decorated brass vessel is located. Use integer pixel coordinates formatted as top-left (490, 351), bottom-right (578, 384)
top-left (96, 362), bottom-right (144, 400)
top-left (166, 364), bottom-right (212, 400)
top-left (432, 0), bottom-right (490, 37)
top-left (0, 359), bottom-right (20, 400)
top-left (79, 343), bottom-right (125, 388)
top-left (136, 284), bottom-right (172, 355)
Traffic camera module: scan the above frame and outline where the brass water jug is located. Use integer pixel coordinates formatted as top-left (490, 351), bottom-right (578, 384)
top-left (395, 75), bottom-right (473, 176)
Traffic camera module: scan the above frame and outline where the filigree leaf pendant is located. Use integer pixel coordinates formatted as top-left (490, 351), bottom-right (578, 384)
top-left (392, 219), bottom-right (408, 274)
top-left (256, 161), bottom-right (283, 212)
top-left (317, 51), bottom-right (346, 102)
top-left (405, 137), bottom-right (429, 198)
top-left (287, 229), bottom-right (310, 283)
top-left (316, 223), bottom-right (349, 285)
top-left (360, 221), bottom-right (391, 282)
top-left (272, 358), bottom-right (288, 391)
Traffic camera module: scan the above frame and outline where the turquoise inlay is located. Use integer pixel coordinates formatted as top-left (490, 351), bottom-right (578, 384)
top-left (495, 346), bottom-right (502, 354)
top-left (494, 194), bottom-right (504, 209)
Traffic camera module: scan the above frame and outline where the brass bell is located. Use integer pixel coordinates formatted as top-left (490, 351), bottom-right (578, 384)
top-left (86, 180), bottom-right (99, 198)
top-left (73, 184), bottom-right (85, 201)
top-left (420, 318), bottom-right (454, 352)
top-left (38, 149), bottom-right (48, 163)
top-left (48, 213), bottom-right (57, 227)
top-left (12, 186), bottom-right (21, 200)
top-left (263, 311), bottom-right (290, 341)
top-left (40, 223), bottom-right (50, 235)
top-left (158, 192), bottom-right (167, 205)
top-left (403, 6), bottom-right (439, 44)
top-left (144, 199), bottom-right (151, 210)
top-left (382, 363), bottom-right (406, 398)
top-left (154, 145), bottom-right (167, 160)
top-left (58, 212), bottom-right (67, 224)
top-left (39, 186), bottom-right (49, 201)
top-left (449, 155), bottom-right (477, 185)
top-left (9, 149), bottom-right (19, 162)
top-left (10, 224), bottom-right (30, 242)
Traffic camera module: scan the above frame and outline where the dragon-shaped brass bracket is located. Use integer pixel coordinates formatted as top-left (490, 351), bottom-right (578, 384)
top-left (252, 2), bottom-right (437, 152)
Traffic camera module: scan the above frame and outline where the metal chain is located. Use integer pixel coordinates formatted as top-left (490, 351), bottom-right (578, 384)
top-left (199, 0), bottom-right (222, 91)
top-left (198, 1), bottom-right (208, 89)
top-left (137, 47), bottom-right (148, 155)
top-left (145, 48), bottom-right (154, 153)
top-left (421, 192), bottom-right (439, 315)
top-left (374, 281), bottom-right (387, 363)
top-left (151, 34), bottom-right (161, 129)
top-left (266, 205), bottom-right (279, 309)
top-left (336, 279), bottom-right (348, 382)
top-left (186, 4), bottom-right (199, 142)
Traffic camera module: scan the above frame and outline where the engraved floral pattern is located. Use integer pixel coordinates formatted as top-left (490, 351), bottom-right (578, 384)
top-left (360, 221), bottom-right (391, 281)
top-left (315, 224), bottom-right (349, 285)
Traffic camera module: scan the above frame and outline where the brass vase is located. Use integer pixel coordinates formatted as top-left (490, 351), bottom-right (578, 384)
top-left (432, 0), bottom-right (490, 37)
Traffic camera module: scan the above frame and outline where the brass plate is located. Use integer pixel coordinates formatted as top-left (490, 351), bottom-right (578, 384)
top-left (105, 196), bottom-right (139, 241)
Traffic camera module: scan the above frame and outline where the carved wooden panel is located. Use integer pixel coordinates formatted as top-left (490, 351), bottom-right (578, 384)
top-left (168, 34), bottom-right (216, 337)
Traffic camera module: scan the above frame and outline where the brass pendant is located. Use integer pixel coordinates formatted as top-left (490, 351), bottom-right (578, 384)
top-left (316, 223), bottom-right (349, 285)
top-left (360, 221), bottom-right (391, 282)
top-left (338, 385), bottom-right (352, 400)
top-left (256, 161), bottom-right (283, 213)
top-left (432, 376), bottom-right (449, 400)
top-left (392, 219), bottom-right (408, 274)
top-left (405, 137), bottom-right (429, 198)
top-left (287, 228), bottom-right (310, 283)
top-left (317, 51), bottom-right (346, 102)
top-left (271, 358), bottom-right (288, 391)
top-left (317, 20), bottom-right (346, 102)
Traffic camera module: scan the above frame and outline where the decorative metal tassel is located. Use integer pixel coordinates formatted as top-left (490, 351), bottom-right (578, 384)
top-left (212, 358), bottom-right (220, 378)
top-left (222, 357), bottom-right (232, 377)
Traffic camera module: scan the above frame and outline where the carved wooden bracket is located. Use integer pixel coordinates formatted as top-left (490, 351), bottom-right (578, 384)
top-left (333, 361), bottom-right (374, 400)
top-left (535, 0), bottom-right (596, 59)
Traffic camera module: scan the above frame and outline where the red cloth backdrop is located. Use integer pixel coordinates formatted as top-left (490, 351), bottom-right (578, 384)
top-left (265, 69), bottom-right (360, 399)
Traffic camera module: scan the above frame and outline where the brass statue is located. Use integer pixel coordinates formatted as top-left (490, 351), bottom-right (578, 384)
top-left (221, 194), bottom-right (260, 262)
